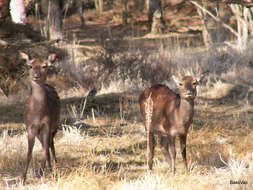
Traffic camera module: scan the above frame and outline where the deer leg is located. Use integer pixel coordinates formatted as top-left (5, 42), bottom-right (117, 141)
top-left (160, 136), bottom-right (172, 168)
top-left (168, 136), bottom-right (176, 174)
top-left (37, 134), bottom-right (46, 176)
top-left (39, 132), bottom-right (52, 176)
top-left (147, 132), bottom-right (155, 171)
top-left (179, 134), bottom-right (188, 172)
top-left (23, 129), bottom-right (35, 182)
top-left (44, 132), bottom-right (52, 170)
top-left (49, 130), bottom-right (57, 163)
top-left (50, 134), bottom-right (57, 163)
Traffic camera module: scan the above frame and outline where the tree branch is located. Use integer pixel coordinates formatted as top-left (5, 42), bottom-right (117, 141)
top-left (190, 1), bottom-right (239, 37)
top-left (209, 0), bottom-right (253, 8)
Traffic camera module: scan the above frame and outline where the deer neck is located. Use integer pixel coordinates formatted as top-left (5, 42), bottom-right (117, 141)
top-left (31, 81), bottom-right (46, 102)
top-left (176, 96), bottom-right (194, 124)
top-left (180, 97), bottom-right (194, 109)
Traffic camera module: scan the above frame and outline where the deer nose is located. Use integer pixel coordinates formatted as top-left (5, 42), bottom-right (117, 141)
top-left (33, 72), bottom-right (40, 78)
top-left (186, 89), bottom-right (193, 95)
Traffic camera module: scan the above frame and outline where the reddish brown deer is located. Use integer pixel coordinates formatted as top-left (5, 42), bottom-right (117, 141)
top-left (139, 74), bottom-right (205, 174)
top-left (20, 52), bottom-right (60, 182)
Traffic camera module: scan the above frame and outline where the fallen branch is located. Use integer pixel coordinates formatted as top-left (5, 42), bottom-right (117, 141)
top-left (209, 0), bottom-right (253, 8)
top-left (190, 0), bottom-right (239, 38)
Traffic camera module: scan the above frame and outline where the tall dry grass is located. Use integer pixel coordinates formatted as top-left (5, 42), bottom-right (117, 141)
top-left (1, 39), bottom-right (253, 190)
top-left (1, 119), bottom-right (253, 189)
top-left (1, 83), bottom-right (253, 190)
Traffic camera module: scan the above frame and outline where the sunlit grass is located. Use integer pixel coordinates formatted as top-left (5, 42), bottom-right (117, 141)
top-left (1, 96), bottom-right (253, 190)
top-left (1, 44), bottom-right (253, 189)
top-left (1, 81), bottom-right (253, 190)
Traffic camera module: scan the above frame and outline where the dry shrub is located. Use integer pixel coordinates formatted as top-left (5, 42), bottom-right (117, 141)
top-left (0, 130), bottom-right (27, 171)
top-left (2, 38), bottom-right (253, 190)
top-left (61, 41), bottom-right (253, 99)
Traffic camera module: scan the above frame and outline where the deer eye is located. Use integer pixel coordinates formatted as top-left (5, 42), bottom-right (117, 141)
top-left (192, 82), bottom-right (197, 85)
top-left (42, 65), bottom-right (47, 69)
top-left (179, 83), bottom-right (183, 86)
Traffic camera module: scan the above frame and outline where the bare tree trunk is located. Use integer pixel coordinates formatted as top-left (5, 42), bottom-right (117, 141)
top-left (230, 4), bottom-right (250, 50)
top-left (146, 0), bottom-right (164, 33)
top-left (122, 0), bottom-right (127, 25)
top-left (242, 6), bottom-right (253, 37)
top-left (0, 0), bottom-right (10, 25)
top-left (119, 0), bottom-right (137, 25)
top-left (192, 1), bottom-right (252, 50)
top-left (10, 0), bottom-right (26, 24)
top-left (249, 8), bottom-right (253, 36)
top-left (215, 1), bottom-right (223, 43)
top-left (78, 0), bottom-right (85, 27)
top-left (219, 0), bottom-right (253, 8)
top-left (197, 1), bottom-right (229, 47)
top-left (95, 0), bottom-right (103, 13)
top-left (197, 7), bottom-right (213, 48)
top-left (191, 1), bottom-right (238, 37)
top-left (151, 9), bottom-right (164, 34)
top-left (41, 0), bottom-right (63, 40)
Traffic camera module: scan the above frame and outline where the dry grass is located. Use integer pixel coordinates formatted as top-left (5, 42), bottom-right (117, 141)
top-left (1, 38), bottom-right (253, 190)
top-left (1, 87), bottom-right (253, 190)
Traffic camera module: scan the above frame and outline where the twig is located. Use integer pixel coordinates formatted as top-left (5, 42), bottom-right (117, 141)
top-left (190, 1), bottom-right (239, 38)
top-left (197, 7), bottom-right (213, 47)
top-left (219, 152), bottom-right (228, 166)
top-left (211, 0), bottom-right (253, 8)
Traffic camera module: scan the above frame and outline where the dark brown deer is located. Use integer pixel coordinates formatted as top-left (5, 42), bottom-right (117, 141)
top-left (20, 52), bottom-right (60, 182)
top-left (139, 74), bottom-right (205, 174)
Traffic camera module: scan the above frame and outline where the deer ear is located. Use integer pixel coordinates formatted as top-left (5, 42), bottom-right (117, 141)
top-left (20, 51), bottom-right (29, 61)
top-left (172, 75), bottom-right (182, 86)
top-left (196, 71), bottom-right (209, 83)
top-left (47, 54), bottom-right (57, 66)
top-left (20, 52), bottom-right (32, 66)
